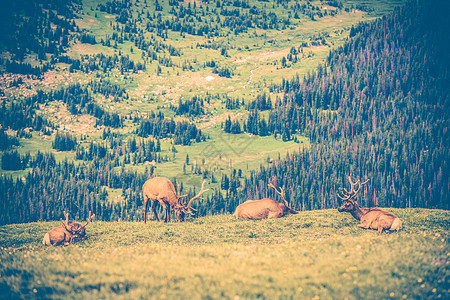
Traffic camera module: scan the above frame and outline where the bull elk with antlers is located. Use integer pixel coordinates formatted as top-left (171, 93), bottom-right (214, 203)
top-left (337, 176), bottom-right (402, 234)
top-left (143, 177), bottom-right (209, 222)
top-left (43, 211), bottom-right (95, 246)
top-left (234, 183), bottom-right (298, 219)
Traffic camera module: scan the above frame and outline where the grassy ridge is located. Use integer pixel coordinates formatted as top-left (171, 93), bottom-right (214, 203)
top-left (1, 208), bottom-right (448, 299)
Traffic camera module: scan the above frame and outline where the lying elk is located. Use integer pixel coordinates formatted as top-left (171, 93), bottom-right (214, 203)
top-left (43, 211), bottom-right (95, 246)
top-left (338, 176), bottom-right (402, 234)
top-left (143, 177), bottom-right (209, 222)
top-left (234, 183), bottom-right (298, 219)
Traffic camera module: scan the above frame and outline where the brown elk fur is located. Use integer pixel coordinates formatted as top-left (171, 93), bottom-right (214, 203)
top-left (234, 184), bottom-right (298, 220)
top-left (143, 177), bottom-right (208, 222)
top-left (337, 177), bottom-right (402, 234)
top-left (43, 211), bottom-right (95, 246)
top-left (42, 223), bottom-right (82, 246)
top-left (234, 198), bottom-right (298, 220)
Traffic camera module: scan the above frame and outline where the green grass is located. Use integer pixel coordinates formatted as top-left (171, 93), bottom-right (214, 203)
top-left (156, 127), bottom-right (308, 177)
top-left (102, 124), bottom-right (308, 193)
top-left (1, 208), bottom-right (448, 299)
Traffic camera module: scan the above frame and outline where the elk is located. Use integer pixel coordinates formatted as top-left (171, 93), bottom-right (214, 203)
top-left (337, 176), bottom-right (402, 234)
top-left (43, 211), bottom-right (95, 246)
top-left (143, 177), bottom-right (209, 223)
top-left (234, 183), bottom-right (298, 220)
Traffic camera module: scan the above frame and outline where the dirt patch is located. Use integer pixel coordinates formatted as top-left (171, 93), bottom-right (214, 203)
top-left (130, 73), bottom-right (221, 103)
top-left (322, 6), bottom-right (338, 11)
top-left (75, 16), bottom-right (101, 30)
top-left (184, 0), bottom-right (203, 4)
top-left (198, 112), bottom-right (243, 129)
top-left (39, 101), bottom-right (101, 135)
top-left (235, 49), bottom-right (289, 64)
top-left (310, 45), bottom-right (326, 51)
top-left (67, 43), bottom-right (103, 57)
top-left (152, 84), bottom-right (183, 103)
top-left (180, 73), bottom-right (222, 87)
top-left (0, 69), bottom-right (87, 99)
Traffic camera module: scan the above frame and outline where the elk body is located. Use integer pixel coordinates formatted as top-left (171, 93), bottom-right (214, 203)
top-left (338, 177), bottom-right (402, 234)
top-left (234, 183), bottom-right (298, 220)
top-left (143, 177), bottom-right (209, 222)
top-left (43, 211), bottom-right (95, 246)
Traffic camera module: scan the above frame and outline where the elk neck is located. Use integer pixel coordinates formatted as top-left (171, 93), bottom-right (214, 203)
top-left (350, 202), bottom-right (365, 220)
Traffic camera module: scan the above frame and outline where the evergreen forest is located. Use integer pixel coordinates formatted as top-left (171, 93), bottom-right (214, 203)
top-left (0, 0), bottom-right (448, 225)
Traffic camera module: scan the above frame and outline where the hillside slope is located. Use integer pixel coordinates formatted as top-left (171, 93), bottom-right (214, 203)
top-left (0, 208), bottom-right (449, 299)
top-left (0, 0), bottom-right (448, 227)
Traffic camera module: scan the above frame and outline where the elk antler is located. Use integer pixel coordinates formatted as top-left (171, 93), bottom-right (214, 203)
top-left (177, 183), bottom-right (188, 200)
top-left (353, 178), bottom-right (369, 198)
top-left (337, 176), bottom-right (370, 201)
top-left (81, 211), bottom-right (96, 229)
top-left (60, 211), bottom-right (70, 231)
top-left (186, 180), bottom-right (209, 211)
top-left (268, 183), bottom-right (289, 207)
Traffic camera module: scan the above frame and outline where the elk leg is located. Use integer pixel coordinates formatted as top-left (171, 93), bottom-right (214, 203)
top-left (144, 198), bottom-right (148, 224)
top-left (152, 200), bottom-right (160, 222)
top-left (166, 206), bottom-right (171, 222)
top-left (267, 210), bottom-right (280, 219)
top-left (164, 205), bottom-right (171, 222)
top-left (53, 235), bottom-right (63, 246)
top-left (160, 202), bottom-right (167, 222)
top-left (377, 219), bottom-right (390, 234)
top-left (358, 221), bottom-right (369, 229)
top-left (358, 217), bottom-right (373, 229)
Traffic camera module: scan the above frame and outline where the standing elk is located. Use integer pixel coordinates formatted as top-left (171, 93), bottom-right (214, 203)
top-left (234, 183), bottom-right (298, 220)
top-left (43, 211), bottom-right (95, 246)
top-left (337, 176), bottom-right (402, 233)
top-left (143, 177), bottom-right (209, 222)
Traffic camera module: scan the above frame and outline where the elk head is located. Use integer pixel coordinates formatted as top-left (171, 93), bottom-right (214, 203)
top-left (173, 180), bottom-right (209, 222)
top-left (60, 211), bottom-right (96, 240)
top-left (337, 176), bottom-right (369, 212)
top-left (268, 183), bottom-right (298, 215)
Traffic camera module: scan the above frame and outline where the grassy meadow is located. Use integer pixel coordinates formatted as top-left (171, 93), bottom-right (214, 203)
top-left (1, 208), bottom-right (449, 299)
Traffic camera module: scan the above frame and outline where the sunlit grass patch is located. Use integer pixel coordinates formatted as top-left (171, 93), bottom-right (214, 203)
top-left (153, 126), bottom-right (308, 181)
